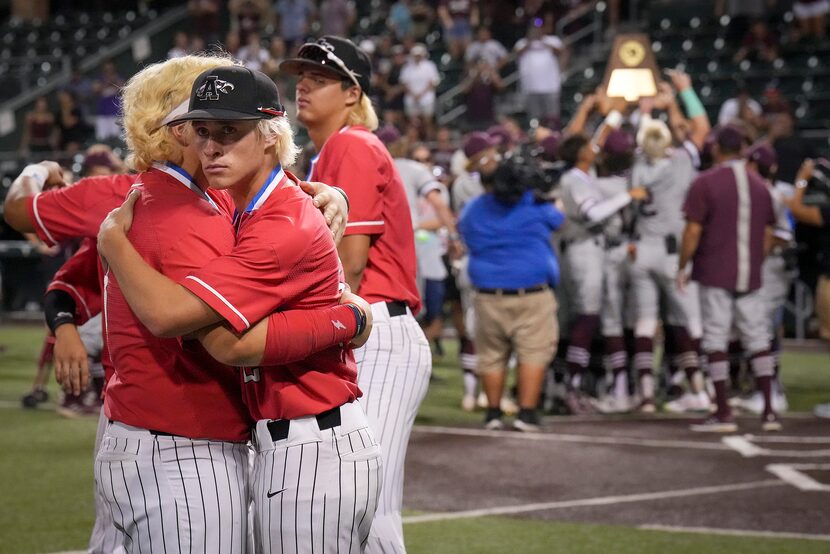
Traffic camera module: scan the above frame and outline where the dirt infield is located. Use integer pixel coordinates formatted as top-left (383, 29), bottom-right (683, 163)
top-left (402, 415), bottom-right (830, 538)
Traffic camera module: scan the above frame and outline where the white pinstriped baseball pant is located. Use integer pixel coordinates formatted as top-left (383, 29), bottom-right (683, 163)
top-left (94, 421), bottom-right (250, 553)
top-left (250, 401), bottom-right (382, 553)
top-left (357, 302), bottom-right (432, 553)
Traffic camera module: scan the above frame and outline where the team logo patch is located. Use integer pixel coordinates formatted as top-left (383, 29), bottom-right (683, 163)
top-left (332, 319), bottom-right (347, 330)
top-left (196, 76), bottom-right (235, 101)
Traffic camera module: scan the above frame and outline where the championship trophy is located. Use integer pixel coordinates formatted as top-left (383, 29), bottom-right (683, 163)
top-left (602, 34), bottom-right (660, 102)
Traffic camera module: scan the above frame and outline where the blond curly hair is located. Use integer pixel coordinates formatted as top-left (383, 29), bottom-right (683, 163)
top-left (346, 94), bottom-right (379, 131)
top-left (120, 54), bottom-right (236, 171)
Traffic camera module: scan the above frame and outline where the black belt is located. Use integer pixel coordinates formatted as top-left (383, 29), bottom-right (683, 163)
top-left (386, 300), bottom-right (407, 317)
top-left (266, 404), bottom-right (342, 442)
top-left (476, 284), bottom-right (549, 296)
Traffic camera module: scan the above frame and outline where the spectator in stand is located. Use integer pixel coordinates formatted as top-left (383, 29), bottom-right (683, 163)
top-left (275, 0), bottom-right (315, 51)
top-left (718, 84), bottom-right (763, 127)
top-left (389, 0), bottom-right (414, 40)
top-left (792, 0), bottom-right (829, 40)
top-left (465, 26), bottom-right (507, 70)
top-left (410, 0), bottom-right (435, 41)
top-left (462, 56), bottom-right (504, 130)
top-left (67, 69), bottom-right (96, 125)
top-left (400, 43), bottom-right (441, 139)
top-left (223, 30), bottom-right (242, 57)
top-left (168, 30), bottom-right (191, 59)
top-left (237, 33), bottom-right (272, 71)
top-left (733, 20), bottom-right (779, 64)
top-left (768, 110), bottom-right (817, 185)
top-left (20, 97), bottom-right (57, 156)
top-left (56, 90), bottom-right (92, 157)
top-left (92, 61), bottom-right (124, 141)
top-left (191, 35), bottom-right (206, 54)
top-left (188, 0), bottom-right (222, 44)
top-left (515, 20), bottom-right (565, 121)
top-left (229, 0), bottom-right (269, 44)
top-left (438, 0), bottom-right (479, 59)
top-left (379, 45), bottom-right (408, 126)
top-left (319, 0), bottom-right (355, 37)
top-left (263, 36), bottom-right (288, 82)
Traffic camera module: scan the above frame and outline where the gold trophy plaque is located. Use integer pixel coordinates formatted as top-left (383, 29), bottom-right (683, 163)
top-left (602, 34), bottom-right (660, 102)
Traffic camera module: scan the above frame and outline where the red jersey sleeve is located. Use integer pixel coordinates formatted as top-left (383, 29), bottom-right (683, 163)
top-left (46, 237), bottom-right (101, 324)
top-left (26, 174), bottom-right (137, 246)
top-left (683, 177), bottom-right (709, 224)
top-left (182, 191), bottom-right (341, 333)
top-left (316, 135), bottom-right (386, 236)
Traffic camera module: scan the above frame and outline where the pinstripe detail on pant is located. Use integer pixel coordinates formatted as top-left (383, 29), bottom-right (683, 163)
top-left (89, 405), bottom-right (127, 554)
top-left (356, 305), bottom-right (432, 553)
top-left (251, 402), bottom-right (382, 553)
top-left (95, 421), bottom-right (249, 554)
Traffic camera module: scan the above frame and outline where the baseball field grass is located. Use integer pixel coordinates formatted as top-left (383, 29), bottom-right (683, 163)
top-left (1, 323), bottom-right (828, 554)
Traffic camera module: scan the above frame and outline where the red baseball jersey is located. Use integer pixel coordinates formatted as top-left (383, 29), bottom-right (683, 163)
top-left (47, 237), bottom-right (101, 325)
top-left (104, 164), bottom-right (252, 441)
top-left (182, 167), bottom-right (360, 421)
top-left (308, 126), bottom-right (421, 312)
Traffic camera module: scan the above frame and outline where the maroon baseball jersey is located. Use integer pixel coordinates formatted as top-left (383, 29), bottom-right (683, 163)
top-left (683, 161), bottom-right (776, 292)
top-left (308, 126), bottom-right (421, 312)
top-left (104, 165), bottom-right (251, 441)
top-left (48, 238), bottom-right (101, 325)
top-left (181, 167), bottom-right (360, 421)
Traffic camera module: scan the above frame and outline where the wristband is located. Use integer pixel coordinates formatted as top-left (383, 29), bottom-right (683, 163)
top-left (795, 179), bottom-right (809, 189)
top-left (679, 88), bottom-right (706, 119)
top-left (332, 186), bottom-right (350, 212)
top-left (345, 303), bottom-right (367, 339)
top-left (21, 164), bottom-right (49, 191)
top-left (44, 289), bottom-right (76, 333)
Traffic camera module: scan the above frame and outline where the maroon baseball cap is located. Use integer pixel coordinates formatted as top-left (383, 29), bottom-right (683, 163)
top-left (745, 142), bottom-right (777, 173)
top-left (487, 125), bottom-right (513, 147)
top-left (603, 130), bottom-right (634, 155)
top-left (715, 125), bottom-right (745, 152)
top-left (463, 131), bottom-right (498, 158)
top-left (375, 125), bottom-right (401, 145)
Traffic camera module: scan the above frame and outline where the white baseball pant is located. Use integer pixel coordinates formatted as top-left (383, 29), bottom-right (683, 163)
top-left (250, 401), bottom-right (382, 553)
top-left (95, 421), bottom-right (249, 553)
top-left (357, 302), bottom-right (432, 553)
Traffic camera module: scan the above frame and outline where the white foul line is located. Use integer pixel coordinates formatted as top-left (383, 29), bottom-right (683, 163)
top-left (746, 434), bottom-right (830, 444)
top-left (401, 479), bottom-right (784, 524)
top-left (412, 425), bottom-right (730, 451)
top-left (639, 524), bottom-right (830, 542)
top-left (723, 436), bottom-right (830, 458)
top-left (766, 463), bottom-right (830, 492)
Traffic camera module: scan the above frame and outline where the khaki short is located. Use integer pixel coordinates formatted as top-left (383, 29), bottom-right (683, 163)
top-left (474, 288), bottom-right (559, 374)
top-left (817, 275), bottom-right (830, 342)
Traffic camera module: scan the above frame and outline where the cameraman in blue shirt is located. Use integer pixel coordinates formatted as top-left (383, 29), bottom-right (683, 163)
top-left (459, 149), bottom-right (565, 431)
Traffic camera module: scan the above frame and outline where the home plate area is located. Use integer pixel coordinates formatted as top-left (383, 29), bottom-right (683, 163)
top-left (402, 415), bottom-right (830, 539)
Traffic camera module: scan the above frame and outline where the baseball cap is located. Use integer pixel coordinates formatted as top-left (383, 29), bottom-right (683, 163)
top-left (375, 124), bottom-right (401, 145)
top-left (487, 125), bottom-right (512, 147)
top-left (166, 66), bottom-right (285, 125)
top-left (716, 125), bottom-right (745, 152)
top-left (411, 44), bottom-right (428, 57)
top-left (280, 36), bottom-right (372, 94)
top-left (745, 142), bottom-right (777, 173)
top-left (603, 130), bottom-right (635, 155)
top-left (463, 131), bottom-right (498, 158)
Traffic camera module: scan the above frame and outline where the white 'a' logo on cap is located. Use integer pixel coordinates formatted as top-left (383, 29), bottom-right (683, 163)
top-left (317, 38), bottom-right (336, 52)
top-left (196, 76), bottom-right (235, 101)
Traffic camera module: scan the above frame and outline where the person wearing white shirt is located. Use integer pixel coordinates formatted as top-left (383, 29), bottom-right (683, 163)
top-left (465, 26), bottom-right (508, 69)
top-left (514, 23), bottom-right (564, 121)
top-left (400, 43), bottom-right (441, 137)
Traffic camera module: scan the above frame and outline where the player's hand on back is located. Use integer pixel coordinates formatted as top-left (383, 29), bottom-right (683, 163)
top-left (299, 180), bottom-right (349, 244)
top-left (339, 284), bottom-right (373, 348)
top-left (53, 324), bottom-right (90, 395)
top-left (98, 189), bottom-right (140, 268)
top-left (39, 160), bottom-right (68, 190)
